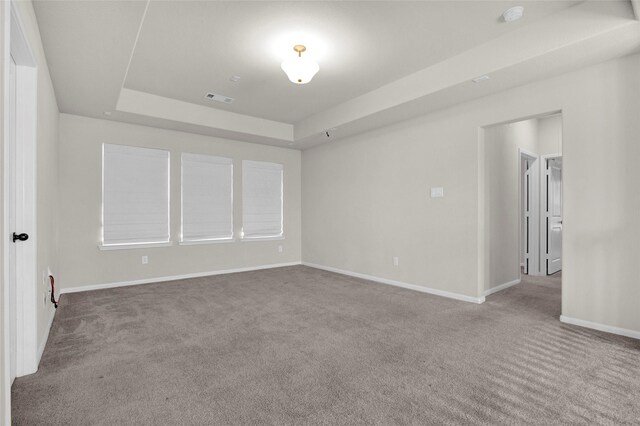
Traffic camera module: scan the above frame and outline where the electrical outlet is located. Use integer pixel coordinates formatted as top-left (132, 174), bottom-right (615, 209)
top-left (278, 245), bottom-right (283, 253)
top-left (44, 267), bottom-right (53, 289)
top-left (142, 255), bottom-right (148, 265)
top-left (393, 257), bottom-right (399, 267)
top-left (430, 187), bottom-right (444, 198)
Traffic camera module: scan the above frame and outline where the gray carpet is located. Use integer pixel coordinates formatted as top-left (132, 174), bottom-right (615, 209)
top-left (12, 266), bottom-right (640, 425)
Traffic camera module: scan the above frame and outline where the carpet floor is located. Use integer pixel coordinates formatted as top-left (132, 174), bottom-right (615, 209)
top-left (12, 266), bottom-right (640, 425)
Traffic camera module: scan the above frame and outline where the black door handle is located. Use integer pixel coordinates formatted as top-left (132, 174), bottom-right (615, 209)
top-left (12, 233), bottom-right (29, 243)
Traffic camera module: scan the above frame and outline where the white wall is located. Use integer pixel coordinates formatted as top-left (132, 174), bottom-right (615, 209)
top-left (26, 1), bottom-right (60, 355)
top-left (303, 107), bottom-right (481, 299)
top-left (1, 0), bottom-right (60, 420)
top-left (538, 114), bottom-right (563, 155)
top-left (484, 119), bottom-right (539, 290)
top-left (57, 114), bottom-right (301, 290)
top-left (303, 52), bottom-right (640, 334)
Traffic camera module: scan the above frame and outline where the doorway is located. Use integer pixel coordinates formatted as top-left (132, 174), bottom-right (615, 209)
top-left (520, 150), bottom-right (539, 276)
top-left (482, 112), bottom-right (563, 297)
top-left (542, 155), bottom-right (563, 275)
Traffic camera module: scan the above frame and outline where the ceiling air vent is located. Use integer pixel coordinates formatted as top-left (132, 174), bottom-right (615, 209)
top-left (204, 92), bottom-right (235, 104)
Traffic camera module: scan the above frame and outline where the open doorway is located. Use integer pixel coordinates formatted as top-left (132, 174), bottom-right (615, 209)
top-left (542, 155), bottom-right (562, 275)
top-left (520, 150), bottom-right (539, 276)
top-left (482, 112), bottom-right (563, 297)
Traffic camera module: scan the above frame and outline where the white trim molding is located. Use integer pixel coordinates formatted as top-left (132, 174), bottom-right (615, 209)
top-left (560, 315), bottom-right (640, 341)
top-left (1, 2), bottom-right (10, 423)
top-left (98, 241), bottom-right (173, 251)
top-left (179, 238), bottom-right (235, 246)
top-left (484, 278), bottom-right (521, 297)
top-left (240, 236), bottom-right (285, 242)
top-left (519, 148), bottom-right (542, 276)
top-left (302, 262), bottom-right (485, 304)
top-left (59, 262), bottom-right (301, 295)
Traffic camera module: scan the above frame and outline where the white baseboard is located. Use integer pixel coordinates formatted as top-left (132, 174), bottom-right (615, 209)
top-left (302, 262), bottom-right (485, 304)
top-left (484, 278), bottom-right (521, 297)
top-left (560, 315), bottom-right (640, 340)
top-left (60, 261), bottom-right (302, 295)
top-left (36, 307), bottom-right (56, 370)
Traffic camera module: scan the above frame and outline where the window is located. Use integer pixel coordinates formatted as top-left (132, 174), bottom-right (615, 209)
top-left (242, 160), bottom-right (283, 239)
top-left (181, 153), bottom-right (233, 242)
top-left (102, 144), bottom-right (170, 247)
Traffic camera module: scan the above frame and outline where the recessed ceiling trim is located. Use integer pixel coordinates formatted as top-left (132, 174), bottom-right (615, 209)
top-left (119, 0), bottom-right (151, 91)
top-left (116, 88), bottom-right (293, 142)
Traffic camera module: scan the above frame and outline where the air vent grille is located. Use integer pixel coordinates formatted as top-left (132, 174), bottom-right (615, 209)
top-left (204, 92), bottom-right (234, 104)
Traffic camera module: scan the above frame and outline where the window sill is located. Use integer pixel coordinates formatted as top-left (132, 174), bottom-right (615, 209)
top-left (241, 236), bottom-right (285, 242)
top-left (179, 238), bottom-right (235, 246)
top-left (99, 241), bottom-right (173, 251)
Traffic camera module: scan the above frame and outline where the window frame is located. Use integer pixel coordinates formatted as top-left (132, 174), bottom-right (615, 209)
top-left (100, 143), bottom-right (171, 249)
top-left (241, 160), bottom-right (284, 241)
top-left (180, 152), bottom-right (234, 244)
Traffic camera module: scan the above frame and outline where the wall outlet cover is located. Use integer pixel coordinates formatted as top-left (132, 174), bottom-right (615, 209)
top-left (431, 187), bottom-right (444, 198)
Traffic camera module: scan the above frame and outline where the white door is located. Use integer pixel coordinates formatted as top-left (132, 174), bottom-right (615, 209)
top-left (8, 55), bottom-right (18, 384)
top-left (6, 8), bottom-right (39, 380)
top-left (546, 158), bottom-right (562, 274)
top-left (523, 163), bottom-right (531, 275)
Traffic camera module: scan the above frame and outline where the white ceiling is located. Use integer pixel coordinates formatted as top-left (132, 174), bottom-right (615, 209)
top-left (33, 1), bottom-right (640, 149)
top-left (123, 1), bottom-right (579, 123)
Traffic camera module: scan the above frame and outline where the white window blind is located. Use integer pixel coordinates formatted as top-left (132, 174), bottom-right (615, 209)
top-left (242, 160), bottom-right (283, 239)
top-left (181, 153), bottom-right (233, 241)
top-left (102, 144), bottom-right (170, 246)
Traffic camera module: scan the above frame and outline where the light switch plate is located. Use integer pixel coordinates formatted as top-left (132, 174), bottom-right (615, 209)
top-left (431, 187), bottom-right (444, 198)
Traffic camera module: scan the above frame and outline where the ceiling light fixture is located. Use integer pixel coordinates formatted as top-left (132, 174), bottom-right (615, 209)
top-left (281, 45), bottom-right (319, 84)
top-left (502, 6), bottom-right (524, 22)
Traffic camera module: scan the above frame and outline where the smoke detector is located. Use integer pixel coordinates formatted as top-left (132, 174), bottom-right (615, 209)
top-left (503, 6), bottom-right (524, 22)
top-left (204, 92), bottom-right (234, 104)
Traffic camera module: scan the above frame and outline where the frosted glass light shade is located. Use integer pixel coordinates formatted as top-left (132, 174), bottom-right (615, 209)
top-left (281, 56), bottom-right (319, 84)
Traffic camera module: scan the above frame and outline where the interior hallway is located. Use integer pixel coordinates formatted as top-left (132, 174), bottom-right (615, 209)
top-left (12, 267), bottom-right (640, 425)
